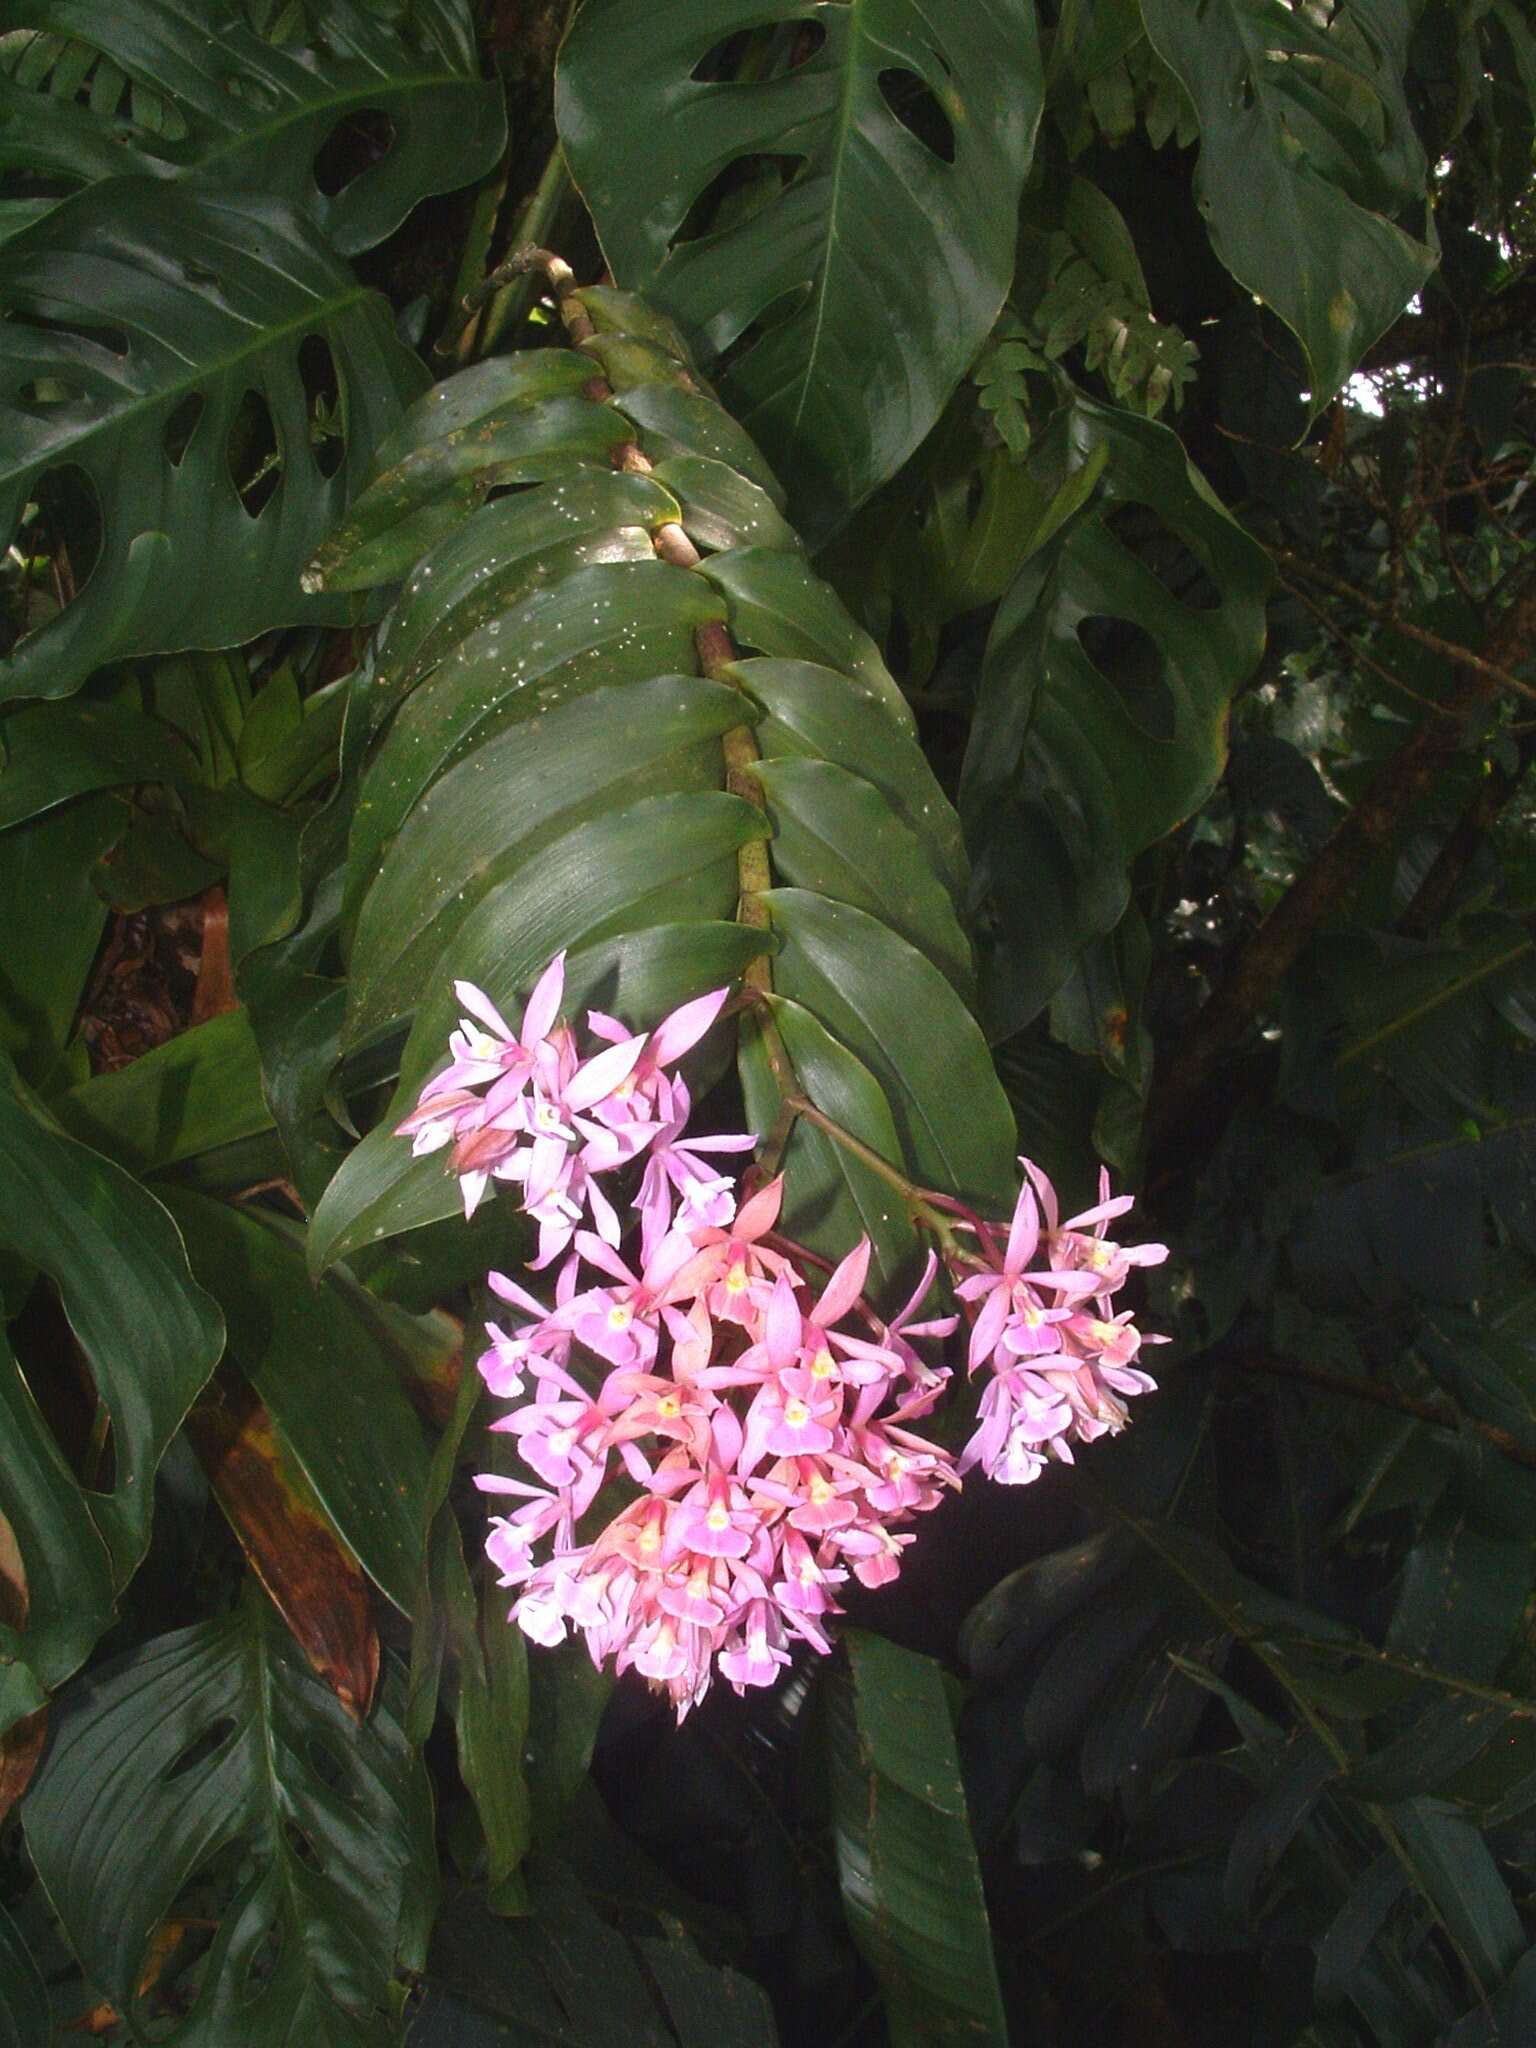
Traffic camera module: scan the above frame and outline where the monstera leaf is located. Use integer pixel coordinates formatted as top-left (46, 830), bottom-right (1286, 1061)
top-left (0, 0), bottom-right (504, 254)
top-left (557, 0), bottom-right (1043, 536)
top-left (961, 390), bottom-right (1270, 1038)
top-left (25, 1601), bottom-right (436, 2046)
top-left (1141, 0), bottom-right (1435, 413)
top-left (303, 282), bottom-right (1016, 1298)
top-left (0, 179), bottom-right (426, 702)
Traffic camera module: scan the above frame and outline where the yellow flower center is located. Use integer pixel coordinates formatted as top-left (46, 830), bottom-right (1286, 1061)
top-left (607, 1302), bottom-right (632, 1330)
top-left (1088, 1319), bottom-right (1119, 1347)
top-left (724, 1262), bottom-right (749, 1295)
top-left (784, 1398), bottom-right (810, 1429)
top-left (657, 1393), bottom-right (681, 1420)
top-left (706, 1501), bottom-right (731, 1531)
top-left (809, 1476), bottom-right (834, 1505)
top-left (1088, 1242), bottom-right (1115, 1272)
top-left (810, 1346), bottom-right (836, 1379)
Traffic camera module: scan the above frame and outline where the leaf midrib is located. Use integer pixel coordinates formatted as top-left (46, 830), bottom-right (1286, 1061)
top-left (789, 0), bottom-right (864, 437)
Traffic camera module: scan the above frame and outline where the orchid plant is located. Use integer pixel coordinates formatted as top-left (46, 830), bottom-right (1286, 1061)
top-left (398, 956), bottom-right (1167, 1715)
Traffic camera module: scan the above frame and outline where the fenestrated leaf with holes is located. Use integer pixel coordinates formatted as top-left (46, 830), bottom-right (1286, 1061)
top-left (961, 390), bottom-right (1270, 1039)
top-left (0, 0), bottom-right (504, 254)
top-left (0, 180), bottom-right (426, 703)
top-left (304, 265), bottom-right (1017, 1300)
top-left (556, 0), bottom-right (1044, 539)
top-left (24, 1598), bottom-right (436, 2046)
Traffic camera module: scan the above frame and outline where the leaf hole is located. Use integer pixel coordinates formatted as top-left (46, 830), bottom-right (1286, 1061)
top-left (16, 378), bottom-right (85, 410)
top-left (305, 1732), bottom-right (357, 1799)
top-left (242, 1916), bottom-right (285, 2002)
top-left (1104, 503), bottom-right (1223, 611)
top-left (282, 1818), bottom-right (323, 1870)
top-left (23, 313), bottom-right (129, 357)
top-left (297, 333), bottom-right (345, 478)
top-left (227, 388), bottom-right (282, 517)
top-left (690, 18), bottom-right (824, 83)
top-left (163, 391), bottom-right (206, 469)
top-left (877, 68), bottom-right (956, 164)
top-left (711, 284), bottom-right (811, 379)
top-left (1076, 613), bottom-right (1176, 741)
top-left (313, 107), bottom-right (396, 196)
top-left (5, 464), bottom-right (105, 651)
top-left (163, 1715), bottom-right (240, 1784)
top-left (670, 154), bottom-right (807, 249)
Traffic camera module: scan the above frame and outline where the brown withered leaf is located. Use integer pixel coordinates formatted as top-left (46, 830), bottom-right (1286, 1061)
top-left (0, 1506), bottom-right (46, 1819)
top-left (187, 1380), bottom-right (379, 1719)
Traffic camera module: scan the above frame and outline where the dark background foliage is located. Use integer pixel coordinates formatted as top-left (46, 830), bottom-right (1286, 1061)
top-left (2, 1), bottom-right (1535, 2042)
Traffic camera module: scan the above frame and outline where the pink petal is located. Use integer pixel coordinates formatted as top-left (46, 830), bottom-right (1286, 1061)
top-left (453, 980), bottom-right (515, 1041)
top-left (734, 1175), bottom-right (783, 1240)
top-left (813, 1238), bottom-right (870, 1329)
top-left (1005, 1186), bottom-right (1040, 1275)
top-left (521, 951), bottom-right (567, 1047)
top-left (648, 987), bottom-right (730, 1066)
top-left (565, 1034), bottom-right (646, 1111)
top-left (764, 1271), bottom-right (803, 1370)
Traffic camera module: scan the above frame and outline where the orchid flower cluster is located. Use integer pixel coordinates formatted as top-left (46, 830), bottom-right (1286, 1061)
top-left (396, 955), bottom-right (1167, 1715)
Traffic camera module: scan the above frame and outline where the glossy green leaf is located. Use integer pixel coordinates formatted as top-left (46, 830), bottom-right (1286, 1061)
top-left (0, 181), bottom-right (425, 703)
top-left (25, 1600), bottom-right (437, 2046)
top-left (962, 392), bottom-right (1269, 1035)
top-left (558, 0), bottom-right (1043, 533)
top-left (52, 1006), bottom-right (272, 1172)
top-left (829, 1630), bottom-right (1007, 2047)
top-left (368, 468), bottom-right (682, 698)
top-left (0, 0), bottom-right (504, 253)
top-left (1141, 0), bottom-right (1435, 413)
top-left (342, 559), bottom-right (727, 913)
top-left (750, 756), bottom-right (973, 994)
top-left (765, 888), bottom-right (1016, 1210)
top-left (0, 1053), bottom-right (224, 1579)
top-left (703, 549), bottom-right (913, 728)
top-left (346, 674), bottom-right (750, 1042)
top-left (164, 1192), bottom-right (433, 1613)
top-left (0, 1900), bottom-right (48, 2048)
top-left (650, 454), bottom-right (797, 556)
top-left (1387, 1798), bottom-right (1526, 1995)
top-left (735, 656), bottom-right (966, 900)
top-left (740, 995), bottom-right (919, 1294)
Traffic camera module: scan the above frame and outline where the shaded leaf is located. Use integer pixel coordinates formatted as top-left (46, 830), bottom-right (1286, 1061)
top-left (0, 181), bottom-right (425, 702)
top-left (829, 1630), bottom-right (1006, 2046)
top-left (25, 1599), bottom-right (437, 2046)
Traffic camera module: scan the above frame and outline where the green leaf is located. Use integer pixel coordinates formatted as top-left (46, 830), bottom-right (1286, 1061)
top-left (1387, 1798), bottom-right (1527, 1995)
top-left (739, 994), bottom-right (920, 1293)
top-left (164, 1192), bottom-right (433, 1614)
top-left (0, 0), bottom-right (505, 255)
top-left (346, 673), bottom-right (750, 1043)
top-left (765, 888), bottom-right (1016, 1210)
top-left (0, 793), bottom-right (118, 1091)
top-left (750, 757), bottom-right (974, 994)
top-left (0, 688), bottom-right (199, 829)
top-left (0, 1323), bottom-right (114, 1695)
top-left (52, 1006), bottom-right (272, 1172)
top-left (0, 1899), bottom-right (48, 2048)
top-left (0, 1052), bottom-right (224, 1580)
top-left (341, 559), bottom-right (727, 920)
top-left (962, 392), bottom-right (1269, 1035)
top-left (558, 0), bottom-right (1044, 534)
top-left (0, 180), bottom-right (426, 703)
top-left (25, 1600), bottom-right (437, 2045)
top-left (1140, 0), bottom-right (1435, 413)
top-left (829, 1630), bottom-right (1007, 2047)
